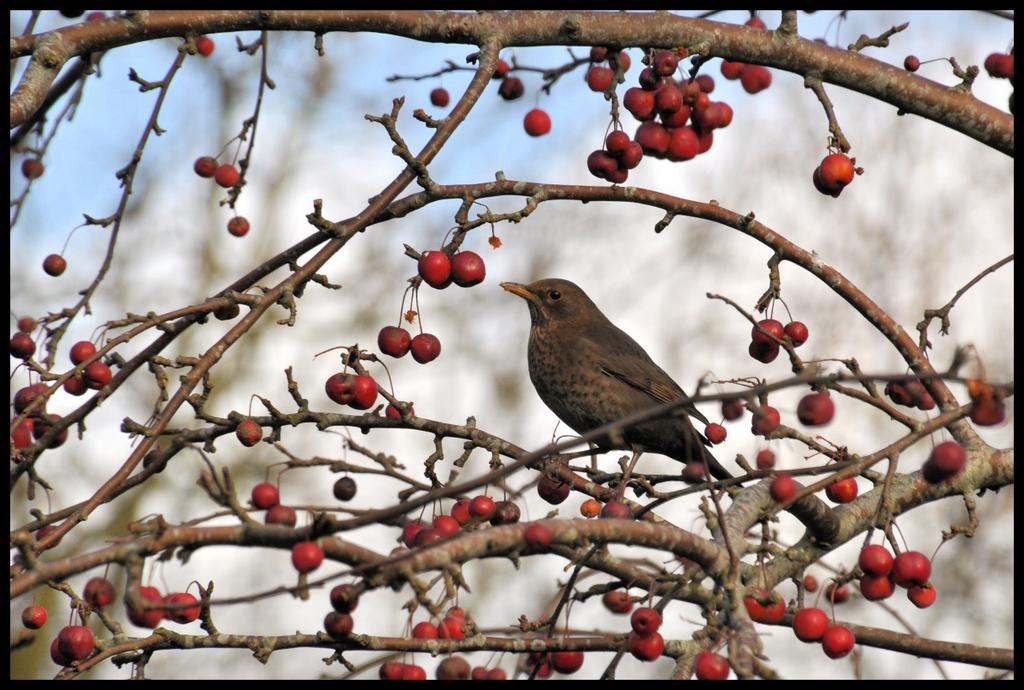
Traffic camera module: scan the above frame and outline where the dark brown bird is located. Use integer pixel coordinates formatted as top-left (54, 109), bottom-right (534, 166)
top-left (501, 278), bottom-right (731, 480)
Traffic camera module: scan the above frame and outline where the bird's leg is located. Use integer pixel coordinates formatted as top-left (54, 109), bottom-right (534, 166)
top-left (615, 447), bottom-right (644, 500)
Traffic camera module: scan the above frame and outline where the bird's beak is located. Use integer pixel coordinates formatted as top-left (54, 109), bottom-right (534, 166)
top-left (500, 281), bottom-right (541, 305)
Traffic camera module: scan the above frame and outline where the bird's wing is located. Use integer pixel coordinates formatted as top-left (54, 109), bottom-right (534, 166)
top-left (579, 319), bottom-right (711, 426)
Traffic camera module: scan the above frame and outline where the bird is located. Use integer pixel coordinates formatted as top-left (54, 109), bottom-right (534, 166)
top-left (501, 278), bottom-right (731, 480)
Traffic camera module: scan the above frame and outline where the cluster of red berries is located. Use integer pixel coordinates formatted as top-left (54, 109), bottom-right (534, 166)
top-left (812, 152), bottom-right (857, 197)
top-left (791, 607), bottom-right (856, 659)
top-left (585, 45), bottom-right (632, 92)
top-left (323, 583), bottom-right (359, 640)
top-left (250, 481), bottom-right (298, 526)
top-left (193, 157), bottom-right (250, 235)
top-left (857, 544), bottom-right (936, 608)
top-left (587, 130), bottom-right (644, 183)
top-left (749, 318), bottom-right (808, 363)
top-left (984, 52), bottom-right (1014, 80)
top-left (325, 372), bottom-right (379, 409)
top-left (410, 606), bottom-right (470, 642)
top-left (619, 50), bottom-right (729, 166)
top-left (125, 584), bottom-right (200, 629)
top-left (400, 494), bottom-right (522, 549)
top-left (885, 379), bottom-right (935, 411)
top-left (627, 606), bottom-right (665, 661)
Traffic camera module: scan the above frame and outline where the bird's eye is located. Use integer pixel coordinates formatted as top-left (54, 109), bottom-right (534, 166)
top-left (548, 290), bottom-right (561, 301)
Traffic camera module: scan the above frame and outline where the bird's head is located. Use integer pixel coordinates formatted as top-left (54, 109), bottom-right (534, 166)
top-left (500, 278), bottom-right (597, 327)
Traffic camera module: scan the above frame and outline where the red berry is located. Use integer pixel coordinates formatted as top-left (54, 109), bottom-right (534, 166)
top-left (438, 615), bottom-right (466, 639)
top-left (451, 499), bottom-right (472, 524)
top-left (251, 482), bottom-right (279, 509)
top-left (333, 476), bottom-right (357, 501)
top-left (524, 523), bottom-right (553, 548)
top-left (587, 150), bottom-right (619, 180)
top-left (652, 50), bottom-right (679, 76)
top-left (635, 121), bottom-right (670, 155)
top-left (549, 650), bottom-right (584, 674)
top-left (908, 584), bottom-right (937, 608)
top-left (859, 573), bottom-right (895, 601)
top-left (236, 418), bottom-right (262, 447)
top-left (325, 373), bottom-right (356, 405)
top-left (195, 35), bottom-right (215, 57)
top-left (524, 108), bottom-right (552, 137)
top-left (412, 621), bottom-right (438, 639)
top-left (485, 668), bottom-right (507, 680)
top-left (770, 473), bottom-right (799, 502)
top-left (905, 380), bottom-right (936, 410)
top-left (603, 590), bottom-right (633, 614)
top-left (599, 500), bottom-right (633, 519)
top-left (705, 423), bottom-right (727, 444)
top-left (745, 15), bottom-right (767, 29)
top-left (193, 156), bottom-right (217, 177)
top-left (890, 551), bottom-right (931, 588)
top-left (694, 651), bottom-right (730, 680)
top-left (451, 251), bottom-right (486, 287)
top-left (609, 50), bottom-right (631, 73)
top-left (744, 588), bottom-right (785, 623)
top-left (537, 474), bottom-right (571, 504)
top-left (330, 583), bottom-right (360, 613)
top-left (654, 82), bottom-right (684, 114)
top-left (32, 413), bottom-right (68, 447)
top-left (69, 340), bottom-right (97, 365)
top-left (682, 462), bottom-right (706, 483)
top-left (437, 656), bottom-right (471, 680)
top-left (586, 65), bottom-right (614, 91)
top-left (721, 60), bottom-right (745, 80)
top-left (984, 52), bottom-right (1014, 79)
top-left (469, 494), bottom-right (496, 518)
top-left (433, 514), bottom-right (461, 536)
top-left (127, 586), bottom-right (164, 628)
top-left (164, 592), bottom-right (201, 623)
top-left (14, 382), bottom-right (49, 414)
top-left (580, 498), bottom-right (601, 517)
top-left (291, 541), bottom-right (324, 573)
top-left (751, 319), bottom-right (784, 347)
top-left (11, 417), bottom-right (34, 449)
top-left (638, 66), bottom-right (660, 90)
top-left (819, 153), bottom-right (855, 192)
top-left (227, 216), bottom-right (250, 237)
top-left (903, 55), bottom-right (920, 72)
top-left (630, 606), bottom-right (662, 636)
top-left (748, 339), bottom-right (780, 363)
top-left (410, 333), bottom-right (441, 363)
top-left (84, 577), bottom-right (115, 608)
top-left (739, 64), bottom-right (772, 94)
top-left (402, 664), bottom-right (428, 680)
top-left (51, 636), bottom-right (72, 666)
top-left (825, 476), bottom-right (857, 503)
top-left (418, 250), bottom-right (452, 288)
top-left (492, 59), bottom-right (510, 79)
top-left (497, 75), bottom-right (524, 100)
top-left (63, 376), bottom-right (88, 396)
top-left (628, 631), bottom-right (664, 661)
top-left (57, 625), bottom-right (95, 661)
top-left (784, 321), bottom-right (809, 346)
top-left (665, 126), bottom-right (699, 161)
top-left (43, 254), bottom-right (67, 276)
top-left (923, 440), bottom-right (966, 483)
top-left (822, 625), bottom-right (855, 659)
top-left (349, 374), bottom-right (378, 410)
top-left (324, 611), bottom-right (354, 640)
top-left (721, 398), bottom-right (745, 421)
top-left (755, 449), bottom-right (775, 470)
top-left (825, 582), bottom-right (849, 603)
top-left (751, 405), bottom-right (781, 436)
top-left (792, 607), bottom-right (829, 642)
top-left (17, 317), bottom-right (36, 333)
top-left (377, 326), bottom-right (411, 358)
top-left (265, 504), bottom-right (297, 526)
top-left (803, 574), bottom-right (818, 592)
top-left (605, 130), bottom-right (630, 156)
top-left (401, 521), bottom-right (426, 547)
top-left (414, 527), bottom-right (444, 547)
top-left (858, 544), bottom-right (894, 577)
top-left (430, 87), bottom-right (450, 107)
top-left (623, 87), bottom-right (656, 120)
top-left (214, 164), bottom-right (240, 188)
top-left (10, 332), bottom-right (36, 359)
top-left (489, 500), bottom-right (521, 525)
top-left (22, 158), bottom-right (45, 179)
top-left (970, 398), bottom-right (1006, 426)
top-left (84, 361), bottom-right (113, 388)
top-left (22, 605), bottom-right (47, 629)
